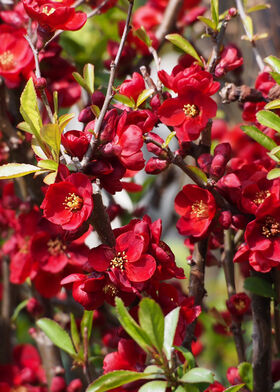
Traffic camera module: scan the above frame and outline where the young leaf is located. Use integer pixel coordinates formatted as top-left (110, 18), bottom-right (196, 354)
top-left (11, 299), bottom-right (28, 322)
top-left (256, 110), bottom-right (280, 134)
top-left (134, 27), bottom-right (152, 47)
top-left (238, 362), bottom-right (253, 391)
top-left (31, 137), bottom-right (48, 160)
top-left (174, 347), bottom-right (196, 369)
top-left (36, 318), bottom-right (76, 356)
top-left (265, 55), bottom-right (280, 74)
top-left (17, 121), bottom-right (33, 134)
top-left (73, 72), bottom-right (89, 93)
top-left (86, 370), bottom-right (152, 392)
top-left (70, 313), bottom-right (81, 352)
top-left (115, 297), bottom-right (152, 353)
top-left (0, 163), bottom-right (41, 180)
top-left (58, 113), bottom-right (75, 131)
top-left (136, 89), bottom-right (154, 108)
top-left (180, 368), bottom-right (214, 384)
top-left (267, 168), bottom-right (280, 180)
top-left (163, 307), bottom-right (180, 360)
top-left (37, 160), bottom-right (58, 171)
top-left (81, 310), bottom-right (94, 342)
top-left (186, 166), bottom-right (208, 184)
top-left (165, 34), bottom-right (203, 66)
top-left (113, 94), bottom-right (135, 108)
top-left (138, 298), bottom-right (165, 353)
top-left (40, 124), bottom-right (61, 160)
top-left (247, 4), bottom-right (270, 13)
top-left (53, 91), bottom-right (58, 119)
top-left (197, 16), bottom-right (216, 30)
top-left (224, 386), bottom-right (245, 392)
top-left (241, 125), bottom-right (277, 151)
top-left (211, 0), bottom-right (219, 28)
top-left (265, 100), bottom-right (280, 110)
top-left (244, 276), bottom-right (275, 298)
top-left (20, 78), bottom-right (43, 141)
top-left (138, 380), bottom-right (167, 392)
top-left (83, 64), bottom-right (95, 95)
top-left (271, 72), bottom-right (280, 85)
top-left (244, 15), bottom-right (253, 40)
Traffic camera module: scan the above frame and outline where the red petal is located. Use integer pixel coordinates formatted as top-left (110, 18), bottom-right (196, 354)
top-left (125, 254), bottom-right (156, 282)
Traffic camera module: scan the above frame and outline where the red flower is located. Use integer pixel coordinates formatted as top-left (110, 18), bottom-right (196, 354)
top-left (118, 72), bottom-right (145, 103)
top-left (215, 44), bottom-right (243, 77)
top-left (23, 0), bottom-right (87, 32)
top-left (157, 90), bottom-right (217, 142)
top-left (0, 25), bottom-right (34, 88)
top-left (175, 185), bottom-right (216, 238)
top-left (41, 173), bottom-right (93, 231)
top-left (226, 292), bottom-right (251, 318)
top-left (88, 230), bottom-right (156, 284)
top-left (61, 130), bottom-right (90, 161)
top-left (205, 381), bottom-right (225, 392)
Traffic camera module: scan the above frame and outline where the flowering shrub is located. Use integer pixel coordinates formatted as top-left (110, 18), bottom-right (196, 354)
top-left (1, 0), bottom-right (280, 391)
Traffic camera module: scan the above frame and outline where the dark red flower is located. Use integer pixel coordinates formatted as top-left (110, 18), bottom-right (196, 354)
top-left (158, 90), bottom-right (217, 142)
top-left (175, 185), bottom-right (216, 238)
top-left (215, 44), bottom-right (243, 77)
top-left (23, 0), bottom-right (87, 32)
top-left (205, 381), bottom-right (225, 392)
top-left (118, 72), bottom-right (145, 103)
top-left (0, 25), bottom-right (34, 88)
top-left (226, 292), bottom-right (251, 318)
top-left (41, 173), bottom-right (93, 231)
top-left (61, 130), bottom-right (90, 161)
top-left (227, 367), bottom-right (243, 385)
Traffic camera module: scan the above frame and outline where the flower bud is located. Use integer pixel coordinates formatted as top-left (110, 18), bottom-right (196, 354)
top-left (197, 153), bottom-right (212, 174)
top-left (67, 379), bottom-right (83, 392)
top-left (34, 77), bottom-right (47, 90)
top-left (78, 106), bottom-right (95, 123)
top-left (91, 91), bottom-right (105, 108)
top-left (226, 367), bottom-right (242, 385)
top-left (210, 154), bottom-right (227, 179)
top-left (145, 157), bottom-right (168, 174)
top-left (51, 376), bottom-right (67, 392)
top-left (26, 297), bottom-right (44, 317)
top-left (218, 210), bottom-right (232, 229)
top-left (214, 143), bottom-right (231, 161)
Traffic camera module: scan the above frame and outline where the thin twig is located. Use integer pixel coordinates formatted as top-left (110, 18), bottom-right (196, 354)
top-left (155, 0), bottom-right (184, 43)
top-left (273, 269), bottom-right (280, 355)
top-left (81, 0), bottom-right (134, 168)
top-left (0, 256), bottom-right (12, 364)
top-left (25, 34), bottom-right (54, 123)
top-left (235, 0), bottom-right (264, 71)
top-left (83, 327), bottom-right (93, 384)
top-left (208, 18), bottom-right (229, 74)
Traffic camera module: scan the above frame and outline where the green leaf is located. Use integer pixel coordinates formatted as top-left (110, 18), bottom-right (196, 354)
top-left (265, 55), bottom-right (280, 74)
top-left (211, 0), bottom-right (219, 28)
top-left (244, 276), bottom-right (275, 298)
top-left (113, 94), bottom-right (135, 108)
top-left (40, 124), bottom-right (61, 160)
top-left (0, 163), bottom-right (41, 180)
top-left (17, 121), bottom-right (33, 134)
top-left (256, 110), bottom-right (280, 134)
top-left (241, 125), bottom-right (277, 151)
top-left (138, 381), bottom-right (167, 392)
top-left (267, 168), bottom-right (280, 180)
top-left (58, 113), bottom-right (75, 131)
top-left (136, 89), bottom-right (154, 107)
top-left (53, 91), bottom-right (58, 119)
top-left (20, 78), bottom-right (43, 141)
top-left (11, 299), bottom-right (28, 322)
top-left (186, 165), bottom-right (208, 184)
top-left (197, 16), bottom-right (216, 30)
top-left (134, 27), bottom-right (152, 47)
top-left (175, 387), bottom-right (199, 392)
top-left (163, 307), bottom-right (180, 360)
top-left (265, 100), bottom-right (280, 110)
top-left (83, 64), bottom-right (95, 95)
top-left (238, 362), bottom-right (253, 391)
top-left (180, 368), bottom-right (214, 384)
top-left (224, 385), bottom-right (245, 392)
top-left (247, 4), bottom-right (270, 13)
top-left (138, 298), bottom-right (164, 353)
top-left (91, 105), bottom-right (100, 118)
top-left (144, 365), bottom-right (165, 379)
top-left (115, 297), bottom-right (152, 353)
top-left (244, 15), bottom-right (253, 40)
top-left (70, 313), bottom-right (81, 352)
top-left (174, 347), bottom-right (196, 369)
top-left (73, 72), bottom-right (89, 93)
top-left (37, 159), bottom-right (58, 171)
top-left (81, 310), bottom-right (94, 342)
top-left (86, 370), bottom-right (152, 392)
top-left (165, 34), bottom-right (203, 66)
top-left (36, 318), bottom-right (76, 356)
top-left (271, 72), bottom-right (280, 85)
top-left (162, 131), bottom-right (176, 148)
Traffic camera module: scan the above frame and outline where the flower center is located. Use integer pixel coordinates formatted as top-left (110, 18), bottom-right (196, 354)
top-left (183, 104), bottom-right (199, 118)
top-left (253, 190), bottom-right (271, 206)
top-left (41, 6), bottom-right (56, 15)
top-left (191, 200), bottom-right (208, 218)
top-left (110, 251), bottom-right (127, 271)
top-left (63, 193), bottom-right (83, 211)
top-left (0, 50), bottom-right (14, 71)
top-left (262, 216), bottom-right (280, 238)
top-left (234, 300), bottom-right (246, 312)
top-left (47, 237), bottom-right (66, 256)
top-left (103, 284), bottom-right (118, 296)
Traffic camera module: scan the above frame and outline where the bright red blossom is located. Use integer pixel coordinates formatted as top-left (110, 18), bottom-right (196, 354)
top-left (41, 173), bottom-right (93, 231)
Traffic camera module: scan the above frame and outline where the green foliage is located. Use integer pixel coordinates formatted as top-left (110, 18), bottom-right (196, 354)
top-left (70, 313), bottom-right (81, 353)
top-left (136, 89), bottom-right (154, 107)
top-left (113, 94), bottom-right (135, 108)
top-left (81, 310), bottom-right (94, 342)
top-left (241, 125), bottom-right (277, 151)
top-left (186, 166), bottom-right (208, 184)
top-left (138, 380), bottom-right (167, 392)
top-left (210, 0), bottom-right (219, 29)
top-left (163, 307), bottom-right (180, 360)
top-left (265, 99), bottom-right (280, 110)
top-left (0, 163), bottom-right (41, 180)
top-left (11, 299), bottom-right (29, 322)
top-left (256, 110), bottom-right (280, 134)
top-left (265, 55), bottom-right (280, 74)
top-left (224, 386), bottom-right (245, 392)
top-left (36, 318), bottom-right (77, 357)
top-left (238, 362), bottom-right (253, 391)
top-left (267, 168), bottom-right (280, 180)
top-left (244, 276), bottom-right (275, 298)
top-left (165, 34), bottom-right (203, 66)
top-left (134, 26), bottom-right (152, 47)
top-left (86, 370), bottom-right (153, 392)
top-left (73, 63), bottom-right (95, 95)
top-left (180, 368), bottom-right (214, 384)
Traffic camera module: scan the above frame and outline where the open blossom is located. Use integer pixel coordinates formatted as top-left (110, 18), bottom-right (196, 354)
top-left (41, 173), bottom-right (93, 231)
top-left (118, 72), bottom-right (145, 103)
top-left (23, 0), bottom-right (87, 32)
top-left (175, 184), bottom-right (216, 238)
top-left (0, 25), bottom-right (34, 88)
top-left (215, 44), bottom-right (243, 78)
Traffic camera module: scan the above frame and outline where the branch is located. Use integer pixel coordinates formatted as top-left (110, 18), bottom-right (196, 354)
top-left (235, 0), bottom-right (264, 71)
top-left (273, 269), bottom-right (280, 355)
top-left (208, 18), bottom-right (230, 74)
top-left (81, 0), bottom-right (134, 168)
top-left (219, 83), bottom-right (266, 104)
top-left (0, 256), bottom-right (12, 364)
top-left (251, 270), bottom-right (272, 392)
top-left (155, 0), bottom-right (184, 43)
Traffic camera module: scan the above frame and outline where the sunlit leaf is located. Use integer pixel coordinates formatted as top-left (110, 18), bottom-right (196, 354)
top-left (113, 94), bottom-right (135, 108)
top-left (241, 125), bottom-right (277, 151)
top-left (244, 15), bottom-right (253, 40)
top-left (180, 367), bottom-right (214, 384)
top-left (211, 0), bottom-right (219, 28)
top-left (186, 166), bottom-right (208, 184)
top-left (0, 163), bottom-right (41, 180)
top-left (138, 380), bottom-right (167, 392)
top-left (163, 307), bottom-right (180, 360)
top-left (83, 64), bottom-right (95, 95)
top-left (58, 113), bottom-right (75, 131)
top-left (265, 55), bottom-right (280, 74)
top-left (81, 310), bottom-right (94, 342)
top-left (267, 168), bottom-right (280, 180)
top-left (256, 110), bottom-right (280, 134)
top-left (247, 4), bottom-right (270, 13)
top-left (238, 362), bottom-right (253, 391)
top-left (197, 16), bottom-right (216, 30)
top-left (165, 34), bottom-right (203, 66)
top-left (17, 121), bottom-right (33, 134)
top-left (136, 89), bottom-right (154, 107)
top-left (265, 100), bottom-right (280, 110)
top-left (38, 159), bottom-right (58, 171)
top-left (139, 298), bottom-right (164, 353)
top-left (224, 385), bottom-right (245, 392)
top-left (40, 123), bottom-right (61, 160)
top-left (134, 27), bottom-right (152, 47)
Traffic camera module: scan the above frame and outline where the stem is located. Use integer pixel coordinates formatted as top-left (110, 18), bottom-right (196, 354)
top-left (235, 0), bottom-right (264, 71)
top-left (155, 0), bottom-right (184, 42)
top-left (25, 34), bottom-right (54, 123)
top-left (273, 269), bottom-right (280, 354)
top-left (251, 271), bottom-right (272, 392)
top-left (81, 0), bottom-right (134, 168)
top-left (208, 18), bottom-right (229, 74)
top-left (223, 229), bottom-right (246, 363)
top-left (0, 256), bottom-right (12, 364)
top-left (83, 327), bottom-right (93, 384)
